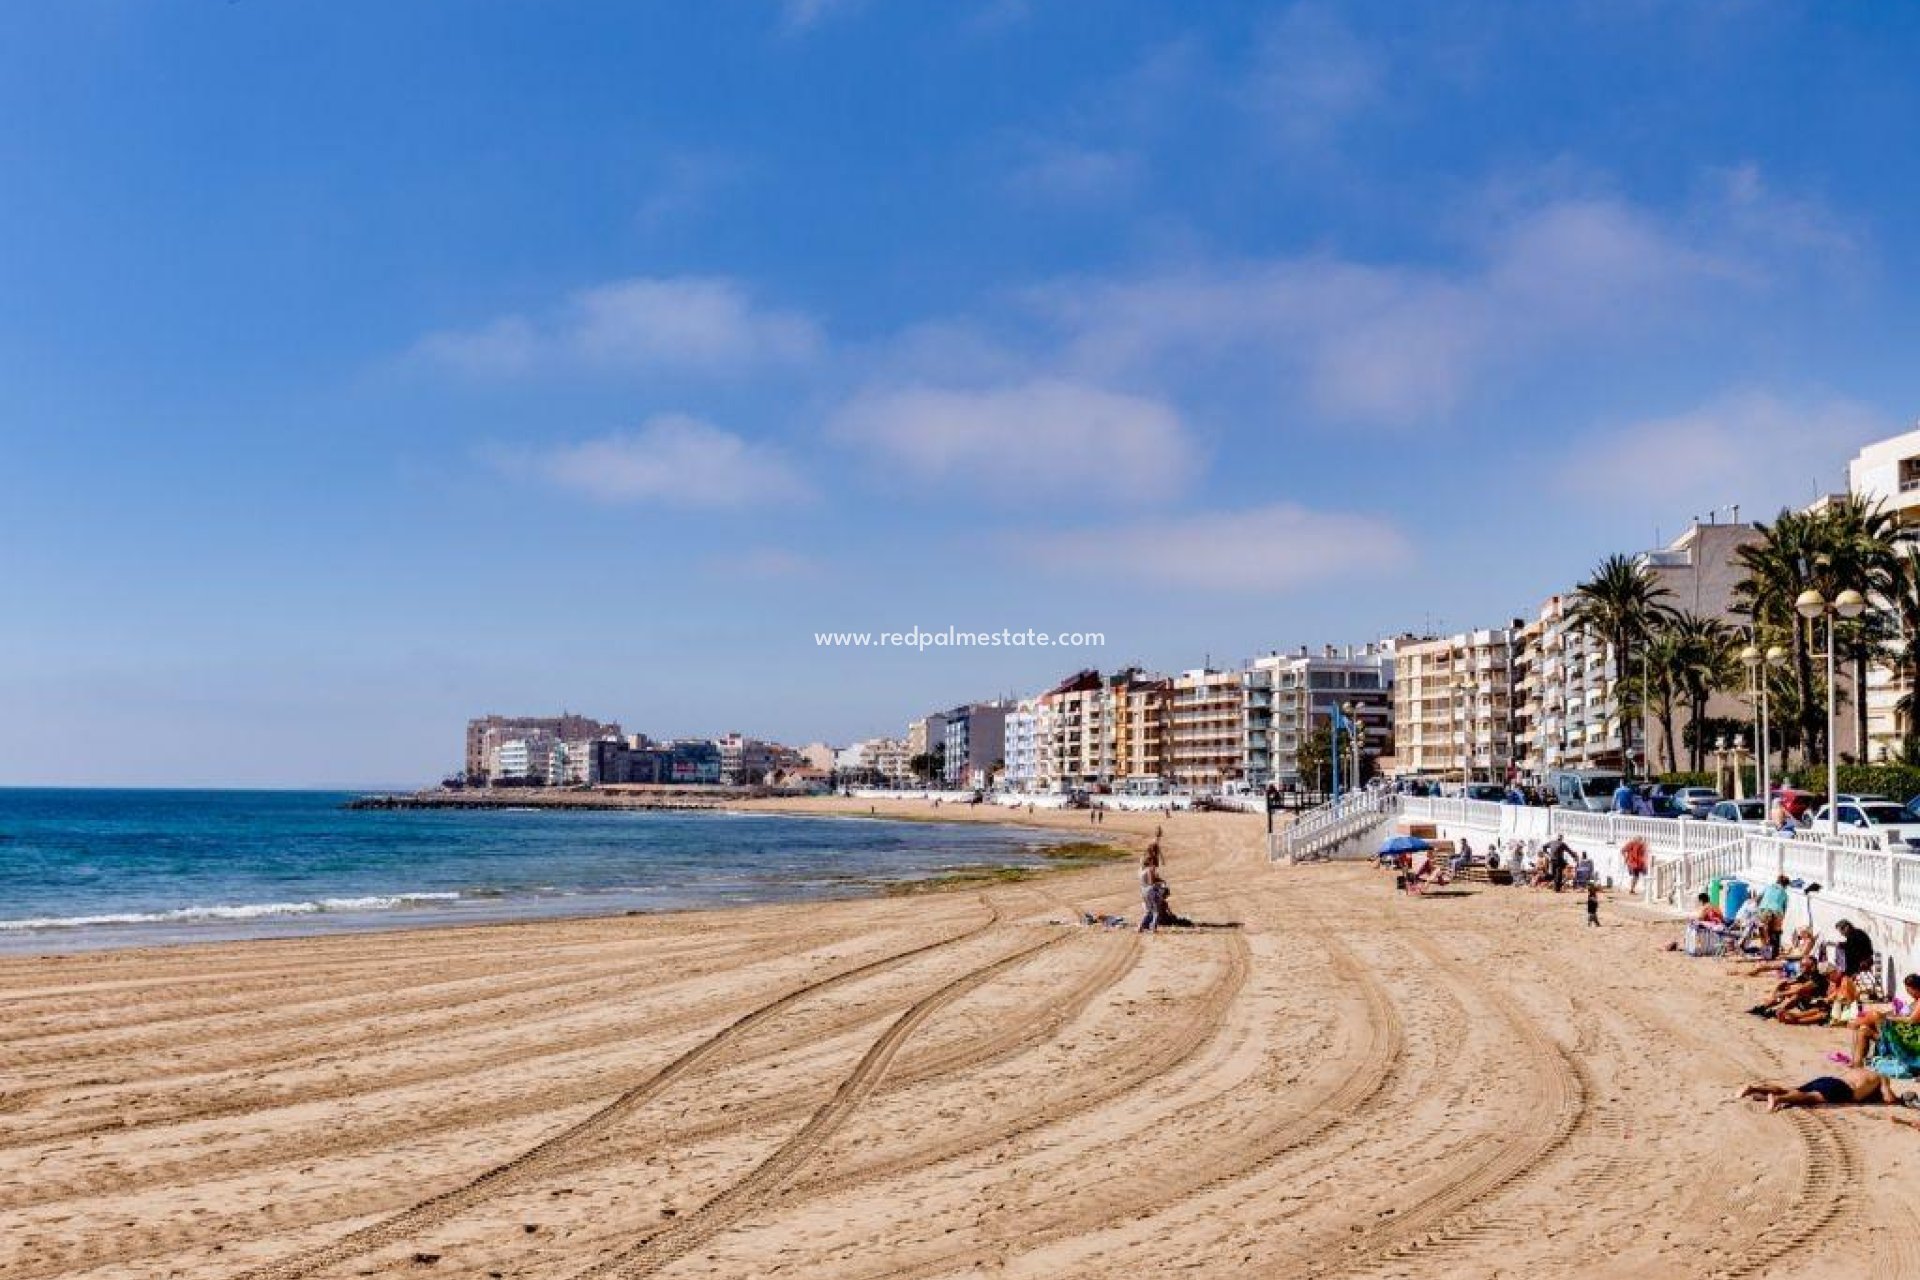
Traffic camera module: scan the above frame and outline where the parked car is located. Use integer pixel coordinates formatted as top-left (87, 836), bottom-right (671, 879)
top-left (1810, 801), bottom-right (1920, 851)
top-left (1670, 787), bottom-right (1721, 819)
top-left (1707, 798), bottom-right (1767, 824)
top-left (1464, 783), bottom-right (1508, 802)
top-left (1546, 769), bottom-right (1625, 813)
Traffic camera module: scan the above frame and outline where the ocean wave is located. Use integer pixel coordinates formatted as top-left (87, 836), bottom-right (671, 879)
top-left (0, 891), bottom-right (464, 932)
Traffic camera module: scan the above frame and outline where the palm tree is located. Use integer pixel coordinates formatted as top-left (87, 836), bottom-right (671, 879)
top-left (1633, 624), bottom-right (1685, 772)
top-left (1569, 553), bottom-right (1675, 776)
top-left (1668, 613), bottom-right (1739, 772)
top-left (1734, 510), bottom-right (1825, 765)
top-left (1813, 495), bottom-right (1899, 755)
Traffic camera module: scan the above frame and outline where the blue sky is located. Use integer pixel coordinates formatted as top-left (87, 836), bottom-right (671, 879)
top-left (2, 0), bottom-right (1916, 786)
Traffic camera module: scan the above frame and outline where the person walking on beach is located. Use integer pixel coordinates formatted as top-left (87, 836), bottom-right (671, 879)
top-left (1549, 840), bottom-right (1569, 893)
top-left (1621, 837), bottom-right (1648, 895)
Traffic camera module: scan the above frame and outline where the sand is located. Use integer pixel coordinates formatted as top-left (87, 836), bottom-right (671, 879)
top-left (5, 797), bottom-right (1920, 1280)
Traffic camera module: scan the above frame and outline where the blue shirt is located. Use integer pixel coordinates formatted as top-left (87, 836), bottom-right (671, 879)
top-left (1759, 883), bottom-right (1789, 916)
top-left (1613, 784), bottom-right (1635, 812)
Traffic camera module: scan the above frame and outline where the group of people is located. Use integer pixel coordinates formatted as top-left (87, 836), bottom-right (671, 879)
top-left (1675, 878), bottom-right (1920, 1116)
top-left (1137, 835), bottom-right (1192, 932)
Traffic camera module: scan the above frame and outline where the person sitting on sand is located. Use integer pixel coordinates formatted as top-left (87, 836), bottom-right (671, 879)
top-left (1750, 965), bottom-right (1831, 1021)
top-left (1850, 974), bottom-right (1920, 1068)
top-left (1775, 967), bottom-right (1857, 1027)
top-left (1739, 1066), bottom-right (1900, 1111)
top-left (1733, 928), bottom-right (1815, 977)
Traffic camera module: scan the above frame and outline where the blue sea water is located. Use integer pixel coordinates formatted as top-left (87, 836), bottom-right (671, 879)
top-left (0, 790), bottom-right (1063, 952)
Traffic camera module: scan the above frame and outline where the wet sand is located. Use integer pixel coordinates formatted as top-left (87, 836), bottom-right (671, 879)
top-left (4, 796), bottom-right (1919, 1280)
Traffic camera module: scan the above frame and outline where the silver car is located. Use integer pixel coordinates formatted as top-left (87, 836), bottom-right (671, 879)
top-left (1671, 786), bottom-right (1721, 819)
top-left (1812, 801), bottom-right (1920, 851)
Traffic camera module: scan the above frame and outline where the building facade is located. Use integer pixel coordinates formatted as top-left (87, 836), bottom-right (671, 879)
top-left (465, 713), bottom-right (621, 783)
top-left (1167, 668), bottom-right (1243, 788)
top-left (1245, 643), bottom-right (1396, 789)
top-left (1392, 629), bottom-right (1517, 781)
top-left (942, 702), bottom-right (1012, 788)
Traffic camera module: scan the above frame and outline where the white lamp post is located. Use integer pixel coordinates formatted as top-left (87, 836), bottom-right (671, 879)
top-left (1741, 643), bottom-right (1786, 809)
top-left (1795, 587), bottom-right (1868, 836)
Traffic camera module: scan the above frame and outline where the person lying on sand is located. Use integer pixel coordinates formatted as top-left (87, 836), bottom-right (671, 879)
top-left (1749, 966), bottom-right (1830, 1021)
top-left (1733, 928), bottom-right (1815, 977)
top-left (1739, 1066), bottom-right (1899, 1112)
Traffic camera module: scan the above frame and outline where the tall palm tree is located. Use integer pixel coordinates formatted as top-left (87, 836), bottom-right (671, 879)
top-left (1812, 495), bottom-right (1899, 756)
top-left (1734, 510), bottom-right (1824, 766)
top-left (1669, 613), bottom-right (1739, 772)
top-left (1633, 624), bottom-right (1684, 772)
top-left (1569, 553), bottom-right (1675, 776)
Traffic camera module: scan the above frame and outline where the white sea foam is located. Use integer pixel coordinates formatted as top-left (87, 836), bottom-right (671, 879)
top-left (0, 891), bottom-right (464, 932)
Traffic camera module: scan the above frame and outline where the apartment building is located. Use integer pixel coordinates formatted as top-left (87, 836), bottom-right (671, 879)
top-left (907, 714), bottom-right (947, 771)
top-left (465, 713), bottom-right (621, 783)
top-left (1245, 644), bottom-right (1396, 789)
top-left (1392, 629), bottom-right (1517, 781)
top-left (1167, 668), bottom-right (1244, 788)
top-left (1003, 697), bottom-right (1052, 793)
top-left (1848, 427), bottom-right (1920, 758)
top-left (1109, 669), bottom-right (1171, 791)
top-left (1042, 670), bottom-right (1108, 790)
top-left (942, 701), bottom-right (1013, 788)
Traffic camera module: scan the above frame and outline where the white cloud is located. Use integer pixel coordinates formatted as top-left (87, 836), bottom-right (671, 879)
top-left (781, 0), bottom-right (862, 31)
top-left (414, 276), bottom-right (822, 377)
top-left (829, 379), bottom-right (1199, 502)
top-left (1558, 391), bottom-right (1891, 516)
top-left (1007, 144), bottom-right (1143, 204)
top-left (702, 547), bottom-right (826, 579)
top-left (1018, 503), bottom-right (1411, 592)
top-left (508, 414), bottom-right (810, 509)
top-left (1241, 2), bottom-right (1385, 147)
top-left (1035, 196), bottom-right (1754, 425)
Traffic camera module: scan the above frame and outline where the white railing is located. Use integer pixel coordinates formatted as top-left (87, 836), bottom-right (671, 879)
top-left (1273, 790), bottom-right (1394, 862)
top-left (1296, 795), bottom-right (1920, 921)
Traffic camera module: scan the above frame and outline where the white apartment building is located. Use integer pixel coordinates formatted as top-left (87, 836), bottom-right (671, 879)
top-left (1245, 644), bottom-right (1396, 789)
top-left (1167, 668), bottom-right (1244, 789)
top-left (1002, 697), bottom-right (1053, 793)
top-left (1848, 426), bottom-right (1920, 759)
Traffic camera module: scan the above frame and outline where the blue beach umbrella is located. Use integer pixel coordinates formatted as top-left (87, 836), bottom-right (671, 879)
top-left (1378, 835), bottom-right (1431, 856)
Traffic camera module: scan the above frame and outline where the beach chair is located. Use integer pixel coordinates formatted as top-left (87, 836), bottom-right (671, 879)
top-left (1682, 920), bottom-right (1732, 957)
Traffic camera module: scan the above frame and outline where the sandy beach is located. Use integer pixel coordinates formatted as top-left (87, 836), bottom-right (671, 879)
top-left (4, 797), bottom-right (1919, 1280)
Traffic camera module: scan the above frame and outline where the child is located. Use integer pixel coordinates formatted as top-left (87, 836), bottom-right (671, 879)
top-left (1586, 883), bottom-right (1600, 927)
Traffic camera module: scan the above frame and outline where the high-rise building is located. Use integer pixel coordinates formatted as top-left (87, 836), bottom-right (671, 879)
top-left (465, 713), bottom-right (621, 783)
top-left (1109, 669), bottom-right (1171, 791)
top-left (1041, 670), bottom-right (1107, 791)
top-left (1392, 629), bottom-right (1517, 781)
top-left (1244, 644), bottom-right (1396, 789)
top-left (1167, 668), bottom-right (1244, 788)
top-left (942, 702), bottom-right (1013, 788)
top-left (1845, 427), bottom-right (1920, 758)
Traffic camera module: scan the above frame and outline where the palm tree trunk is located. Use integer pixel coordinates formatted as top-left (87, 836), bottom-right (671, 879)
top-left (1792, 620), bottom-right (1816, 768)
top-left (1661, 705), bottom-right (1678, 772)
top-left (1854, 650), bottom-right (1870, 763)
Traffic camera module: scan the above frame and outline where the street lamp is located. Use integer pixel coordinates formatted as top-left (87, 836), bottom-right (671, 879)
top-left (1742, 642), bottom-right (1787, 809)
top-left (1795, 587), bottom-right (1868, 836)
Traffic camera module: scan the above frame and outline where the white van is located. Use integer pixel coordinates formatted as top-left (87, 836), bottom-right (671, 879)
top-left (1547, 769), bottom-right (1624, 813)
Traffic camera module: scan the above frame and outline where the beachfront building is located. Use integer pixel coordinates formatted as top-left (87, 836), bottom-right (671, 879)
top-left (1167, 668), bottom-right (1244, 789)
top-left (465, 713), bottom-right (621, 784)
top-left (834, 737), bottom-right (909, 785)
top-left (1109, 669), bottom-right (1171, 792)
top-left (1245, 644), bottom-right (1396, 789)
top-left (1392, 629), bottom-right (1517, 782)
top-left (1511, 519), bottom-right (1765, 779)
top-left (1003, 697), bottom-right (1052, 793)
top-left (716, 733), bottom-right (787, 786)
top-left (1042, 670), bottom-right (1108, 791)
top-left (1847, 426), bottom-right (1920, 757)
top-left (942, 701), bottom-right (1013, 788)
top-left (906, 713), bottom-right (948, 778)
top-left (799, 742), bottom-right (838, 773)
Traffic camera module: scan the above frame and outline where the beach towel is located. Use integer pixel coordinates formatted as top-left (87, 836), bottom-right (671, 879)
top-left (1871, 1022), bottom-right (1920, 1079)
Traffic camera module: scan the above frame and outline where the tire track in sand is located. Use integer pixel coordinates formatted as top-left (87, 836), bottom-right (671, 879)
top-left (225, 908), bottom-right (1001, 1280)
top-left (567, 931), bottom-right (1072, 1280)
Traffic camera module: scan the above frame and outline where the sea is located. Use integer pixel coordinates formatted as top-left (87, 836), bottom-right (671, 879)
top-left (0, 789), bottom-right (1065, 953)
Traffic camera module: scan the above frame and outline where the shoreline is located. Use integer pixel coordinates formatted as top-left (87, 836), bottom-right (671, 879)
top-left (0, 800), bottom-right (1140, 957)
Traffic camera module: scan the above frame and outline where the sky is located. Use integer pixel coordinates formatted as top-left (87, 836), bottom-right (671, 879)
top-left (2, 0), bottom-right (1917, 787)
